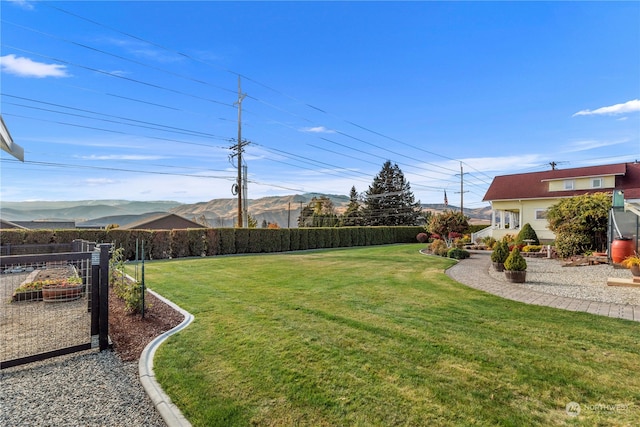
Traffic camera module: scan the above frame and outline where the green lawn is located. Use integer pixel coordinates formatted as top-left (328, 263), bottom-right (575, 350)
top-left (138, 244), bottom-right (639, 426)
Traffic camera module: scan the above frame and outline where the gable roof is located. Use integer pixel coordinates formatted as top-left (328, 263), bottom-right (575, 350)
top-left (483, 162), bottom-right (640, 202)
top-left (120, 213), bottom-right (206, 230)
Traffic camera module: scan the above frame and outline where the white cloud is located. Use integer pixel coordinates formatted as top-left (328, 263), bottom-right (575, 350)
top-left (573, 99), bottom-right (640, 117)
top-left (434, 155), bottom-right (544, 175)
top-left (8, 0), bottom-right (34, 10)
top-left (84, 178), bottom-right (118, 186)
top-left (0, 54), bottom-right (69, 78)
top-left (301, 126), bottom-right (336, 134)
top-left (102, 37), bottom-right (183, 63)
top-left (77, 154), bottom-right (166, 161)
top-left (562, 138), bottom-right (629, 153)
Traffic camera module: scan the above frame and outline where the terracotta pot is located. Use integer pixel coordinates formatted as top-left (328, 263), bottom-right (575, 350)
top-left (611, 238), bottom-right (635, 264)
top-left (505, 270), bottom-right (526, 283)
top-left (492, 262), bottom-right (505, 272)
top-left (42, 284), bottom-right (83, 302)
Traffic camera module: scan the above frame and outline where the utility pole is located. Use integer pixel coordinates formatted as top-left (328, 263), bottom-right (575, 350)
top-left (232, 76), bottom-right (248, 228)
top-left (455, 162), bottom-right (469, 214)
top-left (242, 164), bottom-right (248, 227)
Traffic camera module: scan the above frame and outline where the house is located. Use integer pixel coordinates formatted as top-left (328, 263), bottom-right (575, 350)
top-left (10, 220), bottom-right (77, 230)
top-left (480, 162), bottom-right (640, 243)
top-left (0, 219), bottom-right (26, 230)
top-left (120, 213), bottom-right (206, 230)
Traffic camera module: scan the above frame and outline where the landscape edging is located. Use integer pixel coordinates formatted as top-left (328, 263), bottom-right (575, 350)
top-left (138, 289), bottom-right (195, 427)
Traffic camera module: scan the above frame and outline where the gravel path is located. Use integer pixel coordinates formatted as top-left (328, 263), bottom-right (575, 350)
top-left (488, 254), bottom-right (640, 306)
top-left (447, 250), bottom-right (640, 321)
top-left (0, 350), bottom-right (165, 427)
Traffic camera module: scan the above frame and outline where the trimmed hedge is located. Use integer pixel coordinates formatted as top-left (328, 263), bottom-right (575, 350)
top-left (0, 226), bottom-right (424, 260)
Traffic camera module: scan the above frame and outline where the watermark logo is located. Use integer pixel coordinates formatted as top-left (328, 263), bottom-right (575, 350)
top-left (566, 401), bottom-right (581, 417)
top-left (566, 401), bottom-right (628, 417)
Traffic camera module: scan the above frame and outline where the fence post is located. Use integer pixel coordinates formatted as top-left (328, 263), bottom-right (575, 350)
top-left (98, 243), bottom-right (112, 351)
top-left (90, 248), bottom-right (101, 338)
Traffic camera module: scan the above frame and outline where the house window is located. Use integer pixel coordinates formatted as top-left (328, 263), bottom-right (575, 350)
top-left (591, 178), bottom-right (602, 188)
top-left (535, 209), bottom-right (548, 220)
top-left (564, 180), bottom-right (574, 190)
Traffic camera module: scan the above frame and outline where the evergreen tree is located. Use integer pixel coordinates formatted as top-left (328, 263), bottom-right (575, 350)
top-left (362, 161), bottom-right (422, 226)
top-left (297, 196), bottom-right (339, 227)
top-left (341, 186), bottom-right (364, 226)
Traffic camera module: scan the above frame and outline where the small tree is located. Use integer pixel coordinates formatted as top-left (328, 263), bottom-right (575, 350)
top-left (427, 210), bottom-right (469, 247)
top-left (298, 196), bottom-right (339, 227)
top-left (341, 186), bottom-right (364, 226)
top-left (504, 248), bottom-right (527, 271)
top-left (491, 239), bottom-right (509, 263)
top-left (516, 223), bottom-right (539, 245)
top-left (547, 193), bottom-right (611, 257)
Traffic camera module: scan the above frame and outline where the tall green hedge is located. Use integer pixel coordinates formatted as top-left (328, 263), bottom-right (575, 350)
top-left (0, 226), bottom-right (423, 260)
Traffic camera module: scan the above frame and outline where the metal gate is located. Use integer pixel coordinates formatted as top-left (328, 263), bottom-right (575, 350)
top-left (0, 241), bottom-right (111, 369)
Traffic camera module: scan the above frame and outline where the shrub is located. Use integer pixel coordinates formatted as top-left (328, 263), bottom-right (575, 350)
top-left (504, 248), bottom-right (527, 271)
top-left (516, 223), bottom-right (539, 245)
top-left (490, 240), bottom-right (509, 263)
top-left (416, 233), bottom-right (429, 243)
top-left (482, 236), bottom-right (497, 249)
top-left (447, 248), bottom-right (470, 260)
top-left (430, 239), bottom-right (449, 257)
top-left (554, 232), bottom-right (591, 258)
top-left (522, 245), bottom-right (542, 253)
top-left (113, 274), bottom-right (146, 314)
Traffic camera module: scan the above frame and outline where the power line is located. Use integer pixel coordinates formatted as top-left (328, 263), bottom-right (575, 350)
top-left (28, 4), bottom-right (479, 179)
top-left (2, 113), bottom-right (230, 149)
top-left (2, 96), bottom-right (230, 141)
top-left (0, 158), bottom-right (235, 180)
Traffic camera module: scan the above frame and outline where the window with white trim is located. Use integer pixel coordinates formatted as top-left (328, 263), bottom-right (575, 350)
top-left (591, 177), bottom-right (602, 188)
top-left (564, 180), bottom-right (574, 190)
top-left (535, 209), bottom-right (548, 220)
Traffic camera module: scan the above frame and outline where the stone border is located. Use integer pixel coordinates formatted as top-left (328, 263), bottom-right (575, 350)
top-left (139, 289), bottom-right (194, 427)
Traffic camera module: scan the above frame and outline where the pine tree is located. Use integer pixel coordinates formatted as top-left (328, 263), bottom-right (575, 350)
top-left (362, 161), bottom-right (422, 226)
top-left (341, 186), bottom-right (364, 226)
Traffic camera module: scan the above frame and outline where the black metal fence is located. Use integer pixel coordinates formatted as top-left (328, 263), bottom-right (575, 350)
top-left (0, 240), bottom-right (111, 369)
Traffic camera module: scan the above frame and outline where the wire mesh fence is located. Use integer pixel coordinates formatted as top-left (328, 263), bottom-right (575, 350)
top-left (0, 241), bottom-right (109, 369)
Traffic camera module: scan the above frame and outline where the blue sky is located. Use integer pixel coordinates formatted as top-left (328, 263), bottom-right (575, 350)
top-left (1, 1), bottom-right (639, 209)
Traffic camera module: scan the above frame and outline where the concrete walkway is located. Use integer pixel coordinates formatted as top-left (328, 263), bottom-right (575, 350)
top-left (446, 251), bottom-right (640, 322)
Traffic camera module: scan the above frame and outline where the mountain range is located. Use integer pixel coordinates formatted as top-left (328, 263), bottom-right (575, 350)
top-left (1, 194), bottom-right (491, 228)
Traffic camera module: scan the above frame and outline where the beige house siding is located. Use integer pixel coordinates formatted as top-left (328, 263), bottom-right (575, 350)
top-left (547, 175), bottom-right (616, 192)
top-left (488, 199), bottom-right (557, 242)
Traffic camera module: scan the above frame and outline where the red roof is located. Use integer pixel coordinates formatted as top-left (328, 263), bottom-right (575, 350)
top-left (483, 162), bottom-right (640, 202)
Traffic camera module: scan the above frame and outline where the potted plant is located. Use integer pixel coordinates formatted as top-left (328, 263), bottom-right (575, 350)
top-left (504, 247), bottom-right (527, 283)
top-left (491, 240), bottom-right (509, 271)
top-left (621, 253), bottom-right (640, 277)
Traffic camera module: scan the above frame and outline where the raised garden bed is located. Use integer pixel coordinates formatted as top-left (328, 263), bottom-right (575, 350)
top-left (11, 266), bottom-right (81, 303)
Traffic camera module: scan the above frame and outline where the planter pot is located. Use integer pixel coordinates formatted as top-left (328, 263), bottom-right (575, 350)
top-left (42, 284), bottom-right (84, 302)
top-left (504, 270), bottom-right (526, 283)
top-left (631, 265), bottom-right (640, 277)
top-left (611, 238), bottom-right (635, 264)
top-left (492, 262), bottom-right (505, 272)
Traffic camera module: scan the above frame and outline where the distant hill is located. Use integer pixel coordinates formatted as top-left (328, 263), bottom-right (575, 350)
top-left (1, 195), bottom-right (491, 228)
top-left (170, 193), bottom-right (351, 228)
top-left (0, 200), bottom-right (183, 222)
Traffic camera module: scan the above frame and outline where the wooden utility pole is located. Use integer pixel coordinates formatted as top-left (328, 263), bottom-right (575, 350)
top-left (234, 76), bottom-right (247, 227)
top-left (455, 162), bottom-right (469, 214)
